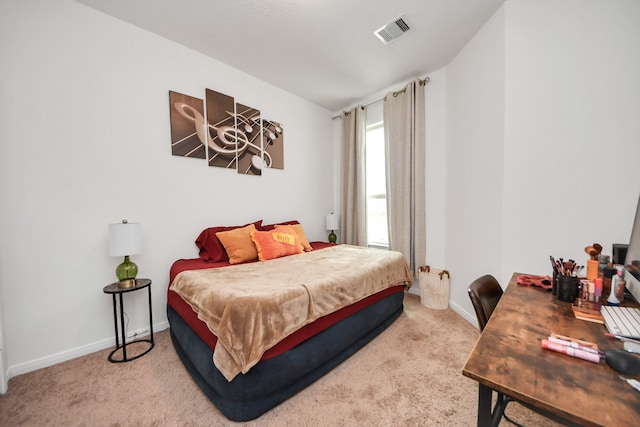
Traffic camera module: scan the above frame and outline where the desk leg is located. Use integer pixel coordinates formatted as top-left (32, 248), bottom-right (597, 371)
top-left (478, 384), bottom-right (492, 427)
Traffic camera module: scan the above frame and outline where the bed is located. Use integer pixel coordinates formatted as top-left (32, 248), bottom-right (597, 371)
top-left (166, 221), bottom-right (413, 421)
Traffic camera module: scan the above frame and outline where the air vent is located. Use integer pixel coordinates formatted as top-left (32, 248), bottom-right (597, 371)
top-left (374, 15), bottom-right (411, 45)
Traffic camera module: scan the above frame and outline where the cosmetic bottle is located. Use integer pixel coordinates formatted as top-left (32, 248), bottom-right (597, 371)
top-left (598, 254), bottom-right (610, 277)
top-left (608, 265), bottom-right (626, 305)
top-left (586, 259), bottom-right (599, 281)
top-left (594, 277), bottom-right (603, 303)
top-left (587, 281), bottom-right (596, 301)
top-left (602, 266), bottom-right (615, 302)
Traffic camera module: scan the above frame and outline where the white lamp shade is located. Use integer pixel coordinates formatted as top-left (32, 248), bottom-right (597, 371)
top-left (325, 213), bottom-right (339, 231)
top-left (108, 221), bottom-right (142, 256)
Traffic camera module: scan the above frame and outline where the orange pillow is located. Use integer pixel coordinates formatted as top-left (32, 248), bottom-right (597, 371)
top-left (275, 223), bottom-right (313, 252)
top-left (215, 224), bottom-right (258, 264)
top-left (250, 225), bottom-right (304, 261)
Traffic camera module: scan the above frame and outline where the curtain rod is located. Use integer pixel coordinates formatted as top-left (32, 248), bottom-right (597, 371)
top-left (331, 76), bottom-right (430, 120)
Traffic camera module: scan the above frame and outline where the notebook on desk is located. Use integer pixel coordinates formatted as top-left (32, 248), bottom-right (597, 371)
top-left (601, 306), bottom-right (640, 338)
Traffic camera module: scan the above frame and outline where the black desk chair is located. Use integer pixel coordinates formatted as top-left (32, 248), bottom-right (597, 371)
top-left (468, 274), bottom-right (503, 332)
top-left (467, 275), bottom-right (522, 427)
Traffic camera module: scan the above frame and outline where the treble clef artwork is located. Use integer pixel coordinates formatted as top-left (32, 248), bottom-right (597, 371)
top-left (233, 103), bottom-right (265, 175)
top-left (168, 91), bottom-right (207, 159)
top-left (169, 88), bottom-right (284, 175)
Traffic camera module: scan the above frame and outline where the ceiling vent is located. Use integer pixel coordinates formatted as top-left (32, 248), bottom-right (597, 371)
top-left (374, 15), bottom-right (411, 45)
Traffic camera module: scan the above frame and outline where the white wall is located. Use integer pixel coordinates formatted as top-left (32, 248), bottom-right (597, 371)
top-left (0, 0), bottom-right (333, 382)
top-left (445, 0), bottom-right (640, 322)
top-left (445, 6), bottom-right (506, 322)
top-left (501, 0), bottom-right (640, 278)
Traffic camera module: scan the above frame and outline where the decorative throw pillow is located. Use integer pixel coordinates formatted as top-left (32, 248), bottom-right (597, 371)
top-left (215, 223), bottom-right (259, 264)
top-left (195, 220), bottom-right (262, 262)
top-left (250, 225), bottom-right (304, 261)
top-left (275, 223), bottom-right (313, 252)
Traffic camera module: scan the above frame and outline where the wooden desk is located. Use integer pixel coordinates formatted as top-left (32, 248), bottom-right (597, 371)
top-left (462, 272), bottom-right (640, 427)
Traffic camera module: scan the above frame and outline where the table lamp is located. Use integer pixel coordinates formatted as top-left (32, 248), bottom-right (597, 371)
top-left (109, 219), bottom-right (142, 288)
top-left (325, 212), bottom-right (339, 244)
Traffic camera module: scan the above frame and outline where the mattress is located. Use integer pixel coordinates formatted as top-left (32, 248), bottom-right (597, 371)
top-left (168, 290), bottom-right (404, 421)
top-left (166, 242), bottom-right (408, 420)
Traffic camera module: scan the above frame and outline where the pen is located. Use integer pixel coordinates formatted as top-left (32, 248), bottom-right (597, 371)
top-left (604, 333), bottom-right (640, 345)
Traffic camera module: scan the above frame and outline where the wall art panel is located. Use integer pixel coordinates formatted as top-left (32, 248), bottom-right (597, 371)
top-left (205, 88), bottom-right (238, 170)
top-left (235, 103), bottom-right (262, 176)
top-left (263, 119), bottom-right (284, 170)
top-left (168, 91), bottom-right (206, 159)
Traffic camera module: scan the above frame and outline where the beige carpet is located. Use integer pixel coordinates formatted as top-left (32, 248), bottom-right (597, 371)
top-left (0, 294), bottom-right (560, 426)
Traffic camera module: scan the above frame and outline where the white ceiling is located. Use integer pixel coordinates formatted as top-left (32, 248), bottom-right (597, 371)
top-left (76, 0), bottom-right (505, 111)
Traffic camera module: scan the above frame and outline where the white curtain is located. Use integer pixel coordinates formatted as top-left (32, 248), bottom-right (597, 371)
top-left (383, 79), bottom-right (426, 274)
top-left (339, 106), bottom-right (368, 246)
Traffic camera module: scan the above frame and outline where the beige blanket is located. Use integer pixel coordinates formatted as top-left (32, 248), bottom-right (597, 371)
top-left (169, 244), bottom-right (413, 381)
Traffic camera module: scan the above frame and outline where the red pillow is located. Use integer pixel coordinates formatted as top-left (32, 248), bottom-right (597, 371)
top-left (195, 220), bottom-right (262, 262)
top-left (260, 220), bottom-right (299, 231)
top-left (250, 225), bottom-right (304, 261)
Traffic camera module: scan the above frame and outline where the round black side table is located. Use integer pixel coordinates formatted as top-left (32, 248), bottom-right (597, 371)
top-left (103, 278), bottom-right (154, 363)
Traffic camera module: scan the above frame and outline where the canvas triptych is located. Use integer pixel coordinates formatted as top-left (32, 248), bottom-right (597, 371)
top-left (168, 89), bottom-right (284, 175)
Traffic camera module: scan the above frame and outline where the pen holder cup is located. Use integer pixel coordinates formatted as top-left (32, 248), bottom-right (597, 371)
top-left (557, 275), bottom-right (579, 302)
top-left (552, 270), bottom-right (558, 296)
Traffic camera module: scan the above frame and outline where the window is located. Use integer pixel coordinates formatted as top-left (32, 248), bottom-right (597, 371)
top-left (365, 122), bottom-right (388, 248)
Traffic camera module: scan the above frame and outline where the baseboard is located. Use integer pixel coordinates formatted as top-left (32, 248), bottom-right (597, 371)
top-left (4, 320), bottom-right (170, 388)
top-left (449, 300), bottom-right (479, 329)
top-left (407, 284), bottom-right (420, 296)
top-left (408, 285), bottom-right (478, 329)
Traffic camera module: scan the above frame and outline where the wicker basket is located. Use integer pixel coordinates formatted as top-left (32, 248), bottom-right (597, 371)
top-left (418, 265), bottom-right (450, 309)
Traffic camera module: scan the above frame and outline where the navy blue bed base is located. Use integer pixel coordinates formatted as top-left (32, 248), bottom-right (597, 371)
top-left (167, 291), bottom-right (404, 421)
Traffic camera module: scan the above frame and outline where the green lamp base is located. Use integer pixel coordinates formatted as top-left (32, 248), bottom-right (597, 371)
top-left (328, 231), bottom-right (337, 244)
top-left (116, 255), bottom-right (138, 288)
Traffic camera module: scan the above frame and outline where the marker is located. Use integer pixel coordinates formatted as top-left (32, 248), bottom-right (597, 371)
top-left (548, 335), bottom-right (604, 355)
top-left (541, 339), bottom-right (603, 363)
